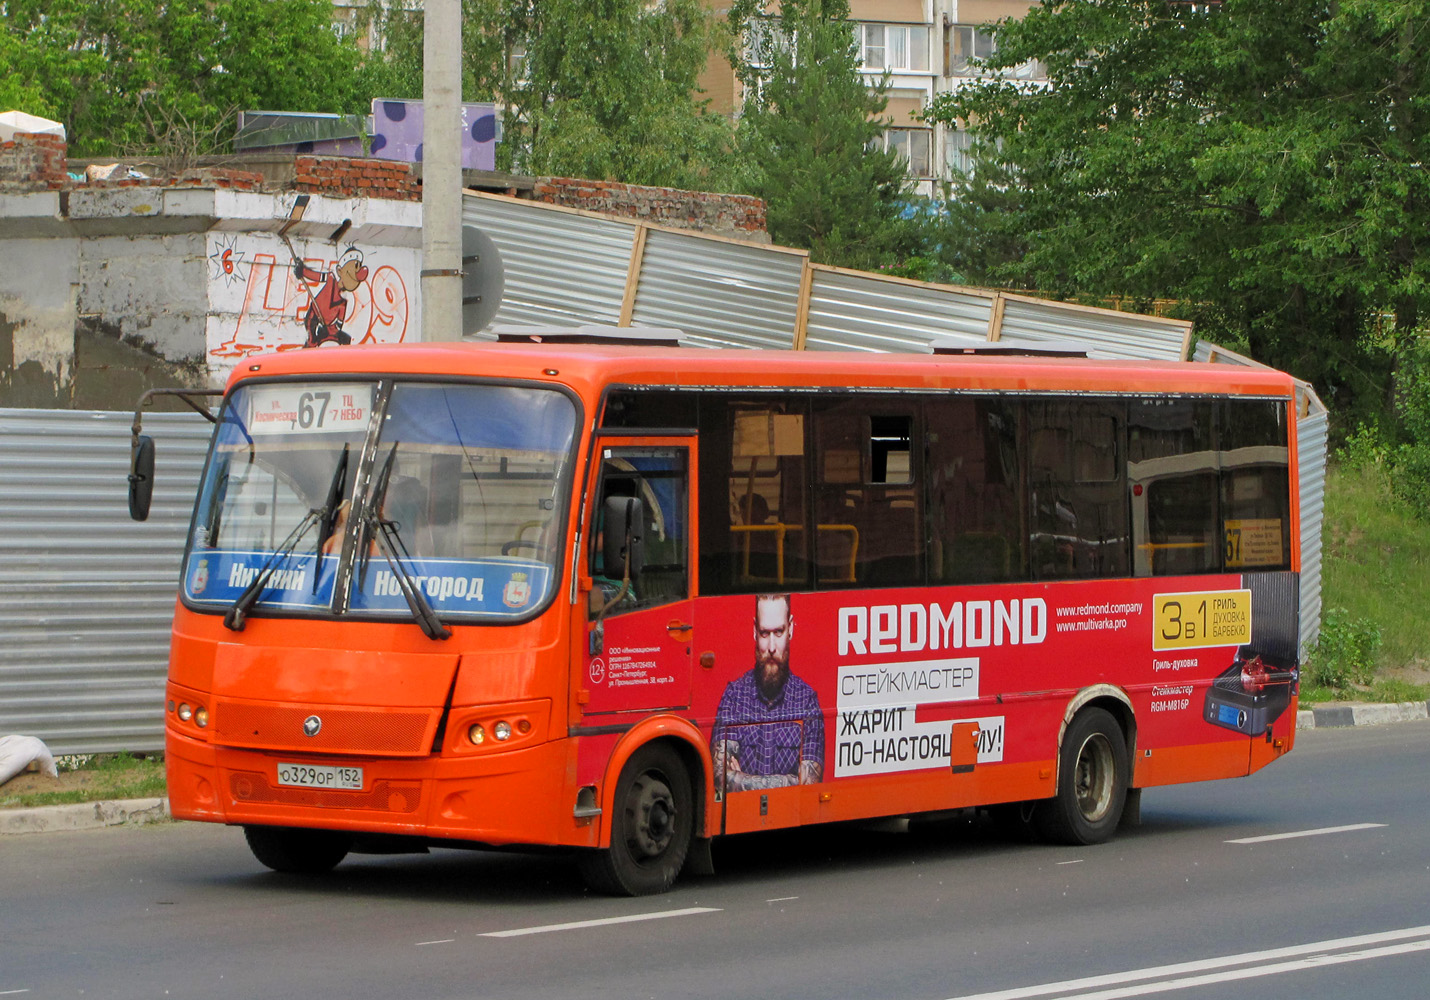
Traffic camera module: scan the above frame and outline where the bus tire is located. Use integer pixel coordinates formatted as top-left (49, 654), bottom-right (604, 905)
top-left (579, 743), bottom-right (693, 896)
top-left (243, 825), bottom-right (352, 874)
top-left (1034, 708), bottom-right (1128, 846)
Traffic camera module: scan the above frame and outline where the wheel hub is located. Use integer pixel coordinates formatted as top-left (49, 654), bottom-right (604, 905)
top-left (1074, 733), bottom-right (1115, 823)
top-left (627, 773), bottom-right (676, 858)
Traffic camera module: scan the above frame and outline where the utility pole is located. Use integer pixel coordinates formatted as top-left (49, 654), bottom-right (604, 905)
top-left (421, 0), bottom-right (462, 342)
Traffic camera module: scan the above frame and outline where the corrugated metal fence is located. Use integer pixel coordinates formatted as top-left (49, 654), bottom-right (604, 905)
top-left (464, 192), bottom-right (1196, 360)
top-left (0, 409), bottom-right (210, 754)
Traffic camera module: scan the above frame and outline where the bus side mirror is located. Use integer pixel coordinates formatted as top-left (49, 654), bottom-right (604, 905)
top-left (129, 435), bottom-right (156, 521)
top-left (602, 496), bottom-right (645, 580)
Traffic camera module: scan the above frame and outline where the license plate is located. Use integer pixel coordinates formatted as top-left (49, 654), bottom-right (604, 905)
top-left (276, 762), bottom-right (363, 790)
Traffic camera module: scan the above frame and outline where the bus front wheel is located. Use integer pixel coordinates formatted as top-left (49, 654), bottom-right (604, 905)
top-left (579, 743), bottom-right (693, 896)
top-left (243, 825), bottom-right (352, 874)
top-left (1034, 708), bottom-right (1128, 846)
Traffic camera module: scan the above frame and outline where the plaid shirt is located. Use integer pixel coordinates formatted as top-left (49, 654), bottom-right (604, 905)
top-left (711, 669), bottom-right (824, 777)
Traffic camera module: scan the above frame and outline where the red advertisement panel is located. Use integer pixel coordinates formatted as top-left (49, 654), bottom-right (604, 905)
top-left (586, 572), bottom-right (1297, 801)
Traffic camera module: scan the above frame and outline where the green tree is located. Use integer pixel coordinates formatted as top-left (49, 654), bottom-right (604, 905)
top-left (923, 0), bottom-right (1429, 422)
top-left (509, 0), bottom-right (736, 188)
top-left (730, 0), bottom-right (910, 267)
top-left (1, 0), bottom-right (371, 158)
top-left (358, 0), bottom-right (736, 189)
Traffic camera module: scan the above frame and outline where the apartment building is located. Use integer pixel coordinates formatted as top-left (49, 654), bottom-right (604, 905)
top-left (701, 1), bottom-right (1041, 197)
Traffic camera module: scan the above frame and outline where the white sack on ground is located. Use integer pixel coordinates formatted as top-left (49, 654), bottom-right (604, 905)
top-left (0, 735), bottom-right (59, 784)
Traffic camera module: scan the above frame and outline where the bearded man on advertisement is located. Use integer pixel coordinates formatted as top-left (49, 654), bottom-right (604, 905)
top-left (711, 593), bottom-right (825, 791)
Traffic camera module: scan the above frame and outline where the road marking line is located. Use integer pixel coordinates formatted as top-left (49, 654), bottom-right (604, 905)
top-left (480, 906), bottom-right (721, 938)
top-left (943, 923), bottom-right (1430, 1000)
top-left (0, 990), bottom-right (31, 995)
top-left (415, 939), bottom-right (455, 946)
top-left (1225, 822), bottom-right (1386, 844)
top-left (1028, 939), bottom-right (1430, 1000)
top-left (766, 896), bottom-right (800, 902)
top-left (1056, 860), bottom-right (1084, 866)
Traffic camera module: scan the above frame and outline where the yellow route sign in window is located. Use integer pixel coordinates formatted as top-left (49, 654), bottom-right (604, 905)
top-left (1153, 589), bottom-right (1251, 650)
top-left (1224, 518), bottom-right (1284, 568)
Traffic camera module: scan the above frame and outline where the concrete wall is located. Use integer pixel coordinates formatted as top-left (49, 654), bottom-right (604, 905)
top-left (0, 132), bottom-right (770, 407)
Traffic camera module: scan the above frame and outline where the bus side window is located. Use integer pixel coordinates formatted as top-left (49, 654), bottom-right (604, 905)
top-left (926, 397), bottom-right (1025, 584)
top-left (590, 449), bottom-right (691, 614)
top-left (720, 405), bottom-right (810, 593)
top-left (1028, 400), bottom-right (1128, 580)
top-left (1128, 398), bottom-right (1218, 576)
top-left (812, 402), bottom-right (922, 589)
top-left (1218, 399), bottom-right (1290, 570)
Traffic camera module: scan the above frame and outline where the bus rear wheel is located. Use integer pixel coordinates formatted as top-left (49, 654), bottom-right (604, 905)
top-left (243, 825), bottom-right (352, 874)
top-left (579, 743), bottom-right (693, 896)
top-left (1034, 708), bottom-right (1128, 846)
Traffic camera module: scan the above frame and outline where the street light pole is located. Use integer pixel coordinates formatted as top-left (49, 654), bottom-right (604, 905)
top-left (421, 0), bottom-right (462, 342)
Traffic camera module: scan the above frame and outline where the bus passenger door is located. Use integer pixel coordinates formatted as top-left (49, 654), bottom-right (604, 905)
top-left (578, 438), bottom-right (697, 718)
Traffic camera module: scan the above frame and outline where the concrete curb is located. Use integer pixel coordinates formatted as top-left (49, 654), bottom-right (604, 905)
top-left (1296, 700), bottom-right (1430, 730)
top-left (0, 797), bottom-right (169, 836)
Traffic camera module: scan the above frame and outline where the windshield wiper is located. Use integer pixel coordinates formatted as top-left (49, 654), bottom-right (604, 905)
top-left (223, 509), bottom-right (322, 632)
top-left (313, 444), bottom-right (351, 589)
top-left (361, 444), bottom-right (451, 641)
top-left (365, 507), bottom-right (452, 641)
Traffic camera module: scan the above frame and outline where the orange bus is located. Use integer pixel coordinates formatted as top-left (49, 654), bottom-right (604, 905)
top-left (137, 339), bottom-right (1302, 894)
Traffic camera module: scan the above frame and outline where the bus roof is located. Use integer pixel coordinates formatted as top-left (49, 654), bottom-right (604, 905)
top-left (230, 343), bottom-right (1298, 399)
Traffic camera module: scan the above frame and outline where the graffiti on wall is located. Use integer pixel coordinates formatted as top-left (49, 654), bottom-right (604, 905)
top-left (204, 231), bottom-right (419, 380)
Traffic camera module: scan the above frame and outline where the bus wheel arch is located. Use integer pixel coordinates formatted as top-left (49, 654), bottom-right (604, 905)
top-left (1057, 685), bottom-right (1137, 772)
top-left (581, 737), bottom-right (700, 895)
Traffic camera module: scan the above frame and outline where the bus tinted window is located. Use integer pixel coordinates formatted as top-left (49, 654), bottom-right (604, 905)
top-left (927, 397), bottom-right (1025, 584)
top-left (1028, 400), bottom-right (1128, 579)
top-left (812, 400), bottom-right (922, 588)
top-left (1129, 398), bottom-right (1219, 575)
top-left (1220, 399), bottom-right (1290, 570)
top-left (715, 402), bottom-right (811, 593)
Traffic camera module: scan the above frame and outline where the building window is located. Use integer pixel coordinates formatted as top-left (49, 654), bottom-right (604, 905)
top-left (946, 128), bottom-right (974, 176)
top-left (947, 24), bottom-right (1045, 80)
top-left (858, 24), bottom-right (930, 73)
top-left (876, 128), bottom-right (932, 179)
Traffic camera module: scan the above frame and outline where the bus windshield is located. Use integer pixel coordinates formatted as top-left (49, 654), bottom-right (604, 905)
top-left (182, 379), bottom-right (578, 624)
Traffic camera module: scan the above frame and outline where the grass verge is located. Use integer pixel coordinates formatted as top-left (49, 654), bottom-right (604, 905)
top-left (1309, 461), bottom-right (1430, 703)
top-left (0, 752), bottom-right (166, 810)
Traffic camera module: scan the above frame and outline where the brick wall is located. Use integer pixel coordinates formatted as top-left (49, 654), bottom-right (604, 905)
top-left (0, 132), bottom-right (67, 189)
top-left (0, 133), bottom-right (266, 191)
top-left (294, 155), bottom-right (421, 201)
top-left (532, 176), bottom-right (768, 240)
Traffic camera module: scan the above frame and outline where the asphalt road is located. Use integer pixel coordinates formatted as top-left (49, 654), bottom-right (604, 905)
top-left (3, 720), bottom-right (1428, 1000)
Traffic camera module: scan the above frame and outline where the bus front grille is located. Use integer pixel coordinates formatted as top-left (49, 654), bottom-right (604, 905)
top-left (215, 702), bottom-right (434, 755)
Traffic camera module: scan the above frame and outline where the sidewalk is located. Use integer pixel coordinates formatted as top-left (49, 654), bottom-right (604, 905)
top-left (2, 702), bottom-right (1427, 836)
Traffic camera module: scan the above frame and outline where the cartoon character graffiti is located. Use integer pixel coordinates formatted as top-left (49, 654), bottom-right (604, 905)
top-left (293, 246), bottom-right (370, 348)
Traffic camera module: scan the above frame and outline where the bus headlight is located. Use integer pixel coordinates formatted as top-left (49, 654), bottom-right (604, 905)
top-left (194, 707), bottom-right (209, 728)
top-left (468, 724), bottom-right (486, 745)
top-left (494, 721), bottom-right (512, 741)
top-left (178, 703), bottom-right (193, 722)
